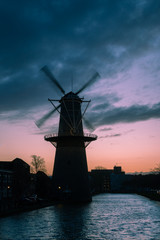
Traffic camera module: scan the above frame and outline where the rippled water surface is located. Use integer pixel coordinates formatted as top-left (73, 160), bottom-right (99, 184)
top-left (0, 194), bottom-right (160, 240)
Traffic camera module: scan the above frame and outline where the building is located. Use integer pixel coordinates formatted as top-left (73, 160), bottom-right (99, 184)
top-left (35, 171), bottom-right (52, 198)
top-left (0, 169), bottom-right (13, 199)
top-left (0, 158), bottom-right (30, 200)
top-left (0, 169), bottom-right (13, 213)
top-left (110, 173), bottom-right (133, 192)
top-left (90, 166), bottom-right (125, 194)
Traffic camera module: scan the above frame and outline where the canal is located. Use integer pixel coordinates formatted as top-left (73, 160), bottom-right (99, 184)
top-left (0, 194), bottom-right (160, 240)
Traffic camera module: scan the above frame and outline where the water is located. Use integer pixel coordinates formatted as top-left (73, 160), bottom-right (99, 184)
top-left (0, 194), bottom-right (160, 240)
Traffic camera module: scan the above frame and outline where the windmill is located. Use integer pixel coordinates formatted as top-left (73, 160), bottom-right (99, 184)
top-left (36, 65), bottom-right (100, 203)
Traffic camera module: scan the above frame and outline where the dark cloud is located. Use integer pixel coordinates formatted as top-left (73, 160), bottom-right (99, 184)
top-left (91, 93), bottom-right (121, 111)
top-left (91, 102), bottom-right (160, 127)
top-left (99, 133), bottom-right (121, 139)
top-left (99, 127), bottom-right (112, 132)
top-left (91, 103), bottom-right (110, 111)
top-left (0, 0), bottom-right (160, 127)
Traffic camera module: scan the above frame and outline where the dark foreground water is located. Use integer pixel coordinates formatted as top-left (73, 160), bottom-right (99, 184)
top-left (0, 194), bottom-right (160, 240)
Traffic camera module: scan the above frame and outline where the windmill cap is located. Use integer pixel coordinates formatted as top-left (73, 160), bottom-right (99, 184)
top-left (60, 91), bottom-right (82, 101)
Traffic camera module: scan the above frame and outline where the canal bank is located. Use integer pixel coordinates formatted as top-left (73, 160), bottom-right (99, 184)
top-left (1, 191), bottom-right (160, 219)
top-left (138, 191), bottom-right (160, 202)
top-left (0, 200), bottom-right (55, 218)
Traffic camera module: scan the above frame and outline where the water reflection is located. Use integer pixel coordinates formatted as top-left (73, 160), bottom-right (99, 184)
top-left (50, 203), bottom-right (90, 240)
top-left (0, 194), bottom-right (160, 240)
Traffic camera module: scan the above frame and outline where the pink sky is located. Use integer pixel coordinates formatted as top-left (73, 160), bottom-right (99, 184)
top-left (0, 118), bottom-right (159, 176)
top-left (0, 1), bottom-right (160, 176)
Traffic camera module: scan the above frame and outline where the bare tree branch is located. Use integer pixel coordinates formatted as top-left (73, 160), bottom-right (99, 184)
top-left (30, 155), bottom-right (47, 174)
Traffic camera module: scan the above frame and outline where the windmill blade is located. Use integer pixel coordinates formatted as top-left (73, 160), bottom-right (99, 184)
top-left (83, 117), bottom-right (95, 131)
top-left (41, 65), bottom-right (65, 95)
top-left (35, 104), bottom-right (61, 128)
top-left (76, 72), bottom-right (100, 95)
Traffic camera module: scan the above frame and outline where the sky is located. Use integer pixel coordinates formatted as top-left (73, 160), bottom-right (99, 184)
top-left (0, 0), bottom-right (160, 175)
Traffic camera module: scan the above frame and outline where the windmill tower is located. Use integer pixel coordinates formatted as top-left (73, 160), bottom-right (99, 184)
top-left (37, 66), bottom-right (99, 203)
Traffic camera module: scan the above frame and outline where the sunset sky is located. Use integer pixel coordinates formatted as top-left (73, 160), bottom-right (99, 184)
top-left (0, 0), bottom-right (160, 175)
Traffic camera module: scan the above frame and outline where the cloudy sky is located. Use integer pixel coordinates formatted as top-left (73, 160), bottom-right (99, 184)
top-left (0, 0), bottom-right (160, 174)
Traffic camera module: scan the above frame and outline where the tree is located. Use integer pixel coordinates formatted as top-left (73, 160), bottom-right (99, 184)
top-left (152, 163), bottom-right (160, 174)
top-left (95, 166), bottom-right (106, 170)
top-left (30, 155), bottom-right (47, 174)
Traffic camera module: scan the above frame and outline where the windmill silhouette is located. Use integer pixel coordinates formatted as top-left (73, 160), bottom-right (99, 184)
top-left (36, 65), bottom-right (100, 202)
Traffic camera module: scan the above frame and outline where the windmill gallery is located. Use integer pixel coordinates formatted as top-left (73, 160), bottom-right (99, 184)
top-left (36, 66), bottom-right (100, 203)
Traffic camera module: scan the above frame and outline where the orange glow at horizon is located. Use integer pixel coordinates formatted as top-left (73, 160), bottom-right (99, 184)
top-left (0, 119), bottom-right (159, 176)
